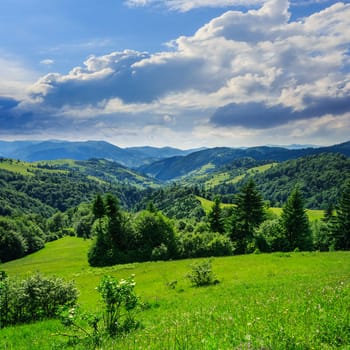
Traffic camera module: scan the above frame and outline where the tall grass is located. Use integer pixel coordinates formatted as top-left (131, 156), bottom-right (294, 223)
top-left (1, 237), bottom-right (349, 349)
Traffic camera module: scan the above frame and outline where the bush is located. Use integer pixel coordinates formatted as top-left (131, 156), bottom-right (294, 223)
top-left (61, 275), bottom-right (140, 342)
top-left (179, 231), bottom-right (233, 258)
top-left (0, 273), bottom-right (78, 327)
top-left (255, 219), bottom-right (288, 252)
top-left (186, 260), bottom-right (219, 287)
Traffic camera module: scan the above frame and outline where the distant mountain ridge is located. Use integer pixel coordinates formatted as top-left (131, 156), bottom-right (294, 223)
top-left (0, 140), bottom-right (198, 168)
top-left (139, 141), bottom-right (350, 181)
top-left (1, 140), bottom-right (349, 179)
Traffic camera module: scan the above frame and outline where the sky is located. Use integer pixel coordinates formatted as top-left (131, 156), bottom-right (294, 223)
top-left (0, 0), bottom-right (350, 149)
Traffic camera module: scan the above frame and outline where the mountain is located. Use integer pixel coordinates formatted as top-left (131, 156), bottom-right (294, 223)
top-left (139, 141), bottom-right (350, 181)
top-left (0, 140), bottom-right (198, 168)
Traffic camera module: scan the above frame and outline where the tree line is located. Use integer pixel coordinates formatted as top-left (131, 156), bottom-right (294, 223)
top-left (87, 179), bottom-right (350, 266)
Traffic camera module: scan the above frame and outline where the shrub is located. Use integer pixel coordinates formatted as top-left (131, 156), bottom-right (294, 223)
top-left (179, 231), bottom-right (233, 258)
top-left (186, 260), bottom-right (219, 287)
top-left (0, 273), bottom-right (78, 327)
top-left (61, 275), bottom-right (140, 342)
top-left (98, 275), bottom-right (139, 336)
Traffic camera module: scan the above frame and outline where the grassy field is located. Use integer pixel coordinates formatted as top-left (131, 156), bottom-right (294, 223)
top-left (1, 237), bottom-right (349, 349)
top-left (204, 163), bottom-right (277, 189)
top-left (197, 196), bottom-right (324, 221)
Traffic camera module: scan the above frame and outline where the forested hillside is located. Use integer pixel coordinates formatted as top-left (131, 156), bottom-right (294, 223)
top-left (139, 140), bottom-right (350, 181)
top-left (0, 158), bottom-right (158, 216)
top-left (217, 153), bottom-right (350, 209)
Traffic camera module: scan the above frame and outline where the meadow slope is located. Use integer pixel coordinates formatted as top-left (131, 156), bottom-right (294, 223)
top-left (1, 237), bottom-right (349, 349)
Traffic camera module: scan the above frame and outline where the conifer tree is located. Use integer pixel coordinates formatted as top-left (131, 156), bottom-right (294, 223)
top-left (92, 193), bottom-right (105, 220)
top-left (333, 181), bottom-right (350, 250)
top-left (281, 187), bottom-right (312, 251)
top-left (229, 179), bottom-right (265, 253)
top-left (208, 196), bottom-right (225, 233)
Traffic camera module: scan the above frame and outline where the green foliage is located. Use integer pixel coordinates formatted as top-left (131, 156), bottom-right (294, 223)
top-left (135, 185), bottom-right (205, 221)
top-left (255, 219), bottom-right (288, 252)
top-left (281, 187), bottom-right (312, 251)
top-left (59, 275), bottom-right (140, 347)
top-left (98, 275), bottom-right (139, 336)
top-left (207, 196), bottom-right (225, 233)
top-left (0, 216), bottom-right (46, 262)
top-left (0, 272), bottom-right (78, 328)
top-left (186, 260), bottom-right (219, 287)
top-left (179, 231), bottom-right (233, 258)
top-left (229, 179), bottom-right (265, 254)
top-left (332, 180), bottom-right (350, 250)
top-left (311, 220), bottom-right (333, 251)
top-left (92, 193), bottom-right (104, 219)
top-left (133, 210), bottom-right (177, 261)
top-left (243, 153), bottom-right (350, 209)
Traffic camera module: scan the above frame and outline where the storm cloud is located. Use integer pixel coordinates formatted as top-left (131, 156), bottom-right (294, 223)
top-left (211, 95), bottom-right (350, 129)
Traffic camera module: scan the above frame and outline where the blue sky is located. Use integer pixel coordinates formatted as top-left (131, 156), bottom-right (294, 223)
top-left (0, 0), bottom-right (349, 148)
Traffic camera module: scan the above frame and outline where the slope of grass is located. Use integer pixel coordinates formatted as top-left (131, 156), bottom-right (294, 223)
top-left (0, 159), bottom-right (35, 176)
top-left (197, 196), bottom-right (324, 221)
top-left (1, 237), bottom-right (349, 349)
top-left (269, 207), bottom-right (324, 221)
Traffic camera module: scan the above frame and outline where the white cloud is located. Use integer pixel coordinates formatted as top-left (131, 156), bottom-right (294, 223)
top-left (40, 59), bottom-right (54, 65)
top-left (3, 0), bottom-right (350, 147)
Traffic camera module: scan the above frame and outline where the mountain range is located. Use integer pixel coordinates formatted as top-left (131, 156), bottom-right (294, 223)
top-left (139, 141), bottom-right (350, 181)
top-left (1, 139), bottom-right (350, 182)
top-left (0, 140), bottom-right (199, 168)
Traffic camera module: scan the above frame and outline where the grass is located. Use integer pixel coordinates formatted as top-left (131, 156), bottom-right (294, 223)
top-left (0, 159), bottom-right (35, 176)
top-left (205, 163), bottom-right (278, 188)
top-left (197, 196), bottom-right (324, 221)
top-left (0, 159), bottom-right (69, 176)
top-left (269, 207), bottom-right (324, 221)
top-left (1, 237), bottom-right (350, 349)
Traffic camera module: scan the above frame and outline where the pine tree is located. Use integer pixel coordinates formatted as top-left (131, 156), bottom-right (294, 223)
top-left (208, 196), bottom-right (225, 233)
top-left (92, 193), bottom-right (105, 220)
top-left (333, 181), bottom-right (350, 250)
top-left (229, 179), bottom-right (265, 253)
top-left (281, 187), bottom-right (312, 251)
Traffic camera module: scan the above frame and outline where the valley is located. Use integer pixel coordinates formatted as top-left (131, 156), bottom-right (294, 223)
top-left (1, 139), bottom-right (349, 349)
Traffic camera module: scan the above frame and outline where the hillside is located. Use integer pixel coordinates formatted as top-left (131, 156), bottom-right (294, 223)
top-left (139, 140), bottom-right (350, 181)
top-left (2, 237), bottom-right (349, 349)
top-left (152, 152), bottom-right (350, 210)
top-left (242, 153), bottom-right (350, 209)
top-left (0, 158), bottom-right (157, 216)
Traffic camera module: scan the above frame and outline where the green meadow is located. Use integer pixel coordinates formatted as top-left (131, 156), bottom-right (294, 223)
top-left (1, 237), bottom-right (349, 349)
top-left (197, 196), bottom-right (324, 221)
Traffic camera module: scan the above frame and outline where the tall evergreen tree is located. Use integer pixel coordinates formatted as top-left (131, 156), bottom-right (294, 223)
top-left (92, 193), bottom-right (105, 220)
top-left (88, 194), bottom-right (129, 266)
top-left (333, 181), bottom-right (350, 250)
top-left (229, 179), bottom-right (265, 253)
top-left (281, 187), bottom-right (312, 251)
top-left (208, 196), bottom-right (225, 233)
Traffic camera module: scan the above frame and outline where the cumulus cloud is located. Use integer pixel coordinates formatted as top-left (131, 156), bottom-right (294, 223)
top-left (2, 0), bottom-right (350, 146)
